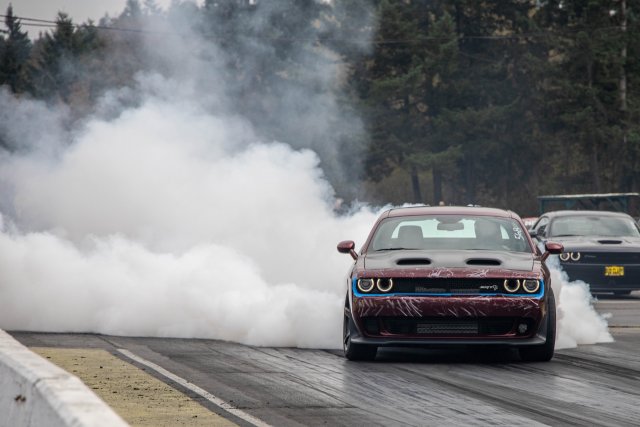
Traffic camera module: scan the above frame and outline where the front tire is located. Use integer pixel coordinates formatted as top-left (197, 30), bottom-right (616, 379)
top-left (519, 287), bottom-right (556, 362)
top-left (343, 313), bottom-right (377, 361)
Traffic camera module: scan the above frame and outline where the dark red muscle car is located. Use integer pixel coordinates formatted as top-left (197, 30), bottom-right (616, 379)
top-left (337, 206), bottom-right (563, 361)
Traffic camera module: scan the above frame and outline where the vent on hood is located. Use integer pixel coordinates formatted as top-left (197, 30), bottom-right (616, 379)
top-left (466, 258), bottom-right (502, 266)
top-left (397, 258), bottom-right (431, 266)
top-left (598, 239), bottom-right (622, 244)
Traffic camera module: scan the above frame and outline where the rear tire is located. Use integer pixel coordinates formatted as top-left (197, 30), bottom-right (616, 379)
top-left (520, 287), bottom-right (556, 362)
top-left (343, 313), bottom-right (377, 361)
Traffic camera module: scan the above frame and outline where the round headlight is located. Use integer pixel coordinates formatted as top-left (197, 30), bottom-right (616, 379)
top-left (376, 278), bottom-right (393, 292)
top-left (570, 252), bottom-right (581, 261)
top-left (357, 278), bottom-right (375, 293)
top-left (522, 279), bottom-right (540, 293)
top-left (504, 279), bottom-right (520, 293)
top-left (559, 253), bottom-right (570, 262)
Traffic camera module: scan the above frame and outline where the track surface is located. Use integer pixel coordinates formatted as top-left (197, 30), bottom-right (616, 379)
top-left (11, 294), bottom-right (640, 427)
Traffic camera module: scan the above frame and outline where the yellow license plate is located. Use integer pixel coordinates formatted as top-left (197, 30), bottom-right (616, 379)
top-left (605, 266), bottom-right (625, 276)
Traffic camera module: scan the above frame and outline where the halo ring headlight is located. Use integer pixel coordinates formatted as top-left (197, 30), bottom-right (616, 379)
top-left (559, 253), bottom-right (570, 262)
top-left (357, 278), bottom-right (375, 293)
top-left (503, 279), bottom-right (520, 293)
top-left (376, 278), bottom-right (394, 293)
top-left (570, 252), bottom-right (581, 261)
top-left (522, 279), bottom-right (540, 293)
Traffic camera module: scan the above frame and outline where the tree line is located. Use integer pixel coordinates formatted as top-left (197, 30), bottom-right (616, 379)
top-left (1, 0), bottom-right (639, 215)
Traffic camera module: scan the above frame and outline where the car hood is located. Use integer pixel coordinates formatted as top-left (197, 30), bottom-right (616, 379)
top-left (363, 250), bottom-right (535, 273)
top-left (547, 235), bottom-right (640, 252)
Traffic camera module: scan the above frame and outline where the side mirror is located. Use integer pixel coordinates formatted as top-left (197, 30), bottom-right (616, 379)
top-left (337, 240), bottom-right (358, 260)
top-left (528, 229), bottom-right (537, 238)
top-left (541, 241), bottom-right (563, 261)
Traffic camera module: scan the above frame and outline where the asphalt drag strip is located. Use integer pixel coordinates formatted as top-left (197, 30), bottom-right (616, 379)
top-left (10, 330), bottom-right (640, 426)
top-left (10, 295), bottom-right (640, 427)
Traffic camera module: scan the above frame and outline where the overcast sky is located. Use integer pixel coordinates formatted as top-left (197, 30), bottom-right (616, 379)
top-left (1, 0), bottom-right (200, 38)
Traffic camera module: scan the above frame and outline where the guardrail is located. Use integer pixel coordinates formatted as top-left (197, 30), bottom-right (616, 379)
top-left (0, 329), bottom-right (128, 427)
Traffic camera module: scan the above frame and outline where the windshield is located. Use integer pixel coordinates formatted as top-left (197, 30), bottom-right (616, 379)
top-left (549, 216), bottom-right (640, 237)
top-left (369, 215), bottom-right (532, 253)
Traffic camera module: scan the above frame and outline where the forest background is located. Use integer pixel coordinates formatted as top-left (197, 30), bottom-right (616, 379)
top-left (1, 0), bottom-right (639, 216)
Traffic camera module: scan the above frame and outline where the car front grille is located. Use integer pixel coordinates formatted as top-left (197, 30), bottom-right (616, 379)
top-left (416, 321), bottom-right (479, 335)
top-left (392, 278), bottom-right (509, 295)
top-left (363, 317), bottom-right (517, 336)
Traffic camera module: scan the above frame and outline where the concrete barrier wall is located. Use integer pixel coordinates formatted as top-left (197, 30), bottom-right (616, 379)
top-left (0, 329), bottom-right (129, 427)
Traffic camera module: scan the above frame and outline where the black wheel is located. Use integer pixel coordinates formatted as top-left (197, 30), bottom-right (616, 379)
top-left (343, 313), bottom-right (377, 361)
top-left (519, 287), bottom-right (556, 362)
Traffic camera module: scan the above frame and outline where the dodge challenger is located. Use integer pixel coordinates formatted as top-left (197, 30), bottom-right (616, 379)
top-left (529, 210), bottom-right (640, 295)
top-left (337, 206), bottom-right (563, 361)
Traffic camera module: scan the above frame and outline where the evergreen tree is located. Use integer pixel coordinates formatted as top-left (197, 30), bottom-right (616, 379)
top-left (360, 0), bottom-right (541, 207)
top-left (538, 0), bottom-right (640, 194)
top-left (0, 5), bottom-right (32, 93)
top-left (2, 0), bottom-right (638, 208)
top-left (122, 0), bottom-right (143, 20)
top-left (438, 0), bottom-right (543, 208)
top-left (30, 13), bottom-right (101, 104)
top-left (362, 0), bottom-right (446, 203)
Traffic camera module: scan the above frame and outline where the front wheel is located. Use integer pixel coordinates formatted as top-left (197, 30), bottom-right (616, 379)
top-left (519, 287), bottom-right (556, 362)
top-left (343, 314), bottom-right (377, 361)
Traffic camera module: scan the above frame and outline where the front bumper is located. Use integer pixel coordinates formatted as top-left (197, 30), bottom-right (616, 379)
top-left (349, 295), bottom-right (547, 346)
top-left (561, 263), bottom-right (640, 292)
top-left (350, 335), bottom-right (547, 347)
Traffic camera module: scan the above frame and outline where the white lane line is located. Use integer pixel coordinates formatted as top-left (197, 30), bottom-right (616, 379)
top-left (117, 348), bottom-right (271, 427)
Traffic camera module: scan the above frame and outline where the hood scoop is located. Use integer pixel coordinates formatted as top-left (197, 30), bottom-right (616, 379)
top-left (396, 258), bottom-right (432, 266)
top-left (363, 250), bottom-right (533, 271)
top-left (598, 239), bottom-right (623, 244)
top-left (466, 258), bottom-right (502, 266)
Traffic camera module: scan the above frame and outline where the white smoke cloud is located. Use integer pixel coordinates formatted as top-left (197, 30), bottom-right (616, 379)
top-left (0, 80), bottom-right (615, 349)
top-left (0, 82), bottom-right (378, 348)
top-left (0, 2), bottom-right (613, 352)
top-left (0, 1), bottom-right (382, 349)
top-left (548, 258), bottom-right (614, 349)
top-left (0, 91), bottom-right (615, 349)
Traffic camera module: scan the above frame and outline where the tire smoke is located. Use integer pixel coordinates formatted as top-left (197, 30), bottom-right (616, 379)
top-left (0, 3), bottom-right (613, 351)
top-left (548, 258), bottom-right (613, 349)
top-left (0, 84), bottom-right (378, 348)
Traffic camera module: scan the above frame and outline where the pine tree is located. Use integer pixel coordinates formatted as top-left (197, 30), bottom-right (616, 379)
top-left (359, 0), bottom-right (547, 209)
top-left (362, 0), bottom-right (441, 203)
top-left (0, 5), bottom-right (32, 93)
top-left (122, 0), bottom-right (143, 19)
top-left (30, 13), bottom-right (101, 104)
top-left (538, 0), bottom-right (640, 194)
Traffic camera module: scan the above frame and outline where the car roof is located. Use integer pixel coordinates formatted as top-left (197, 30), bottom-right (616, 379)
top-left (384, 205), bottom-right (517, 219)
top-left (543, 210), bottom-right (632, 219)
